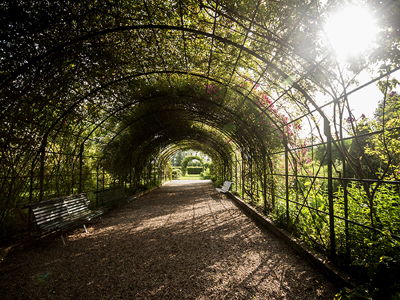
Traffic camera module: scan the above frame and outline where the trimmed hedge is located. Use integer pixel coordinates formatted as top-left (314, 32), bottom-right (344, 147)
top-left (187, 167), bottom-right (204, 174)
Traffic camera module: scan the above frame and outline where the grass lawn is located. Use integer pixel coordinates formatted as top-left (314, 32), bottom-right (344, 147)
top-left (179, 174), bottom-right (204, 180)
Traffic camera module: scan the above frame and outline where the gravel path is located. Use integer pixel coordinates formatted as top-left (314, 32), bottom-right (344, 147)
top-left (0, 180), bottom-right (339, 299)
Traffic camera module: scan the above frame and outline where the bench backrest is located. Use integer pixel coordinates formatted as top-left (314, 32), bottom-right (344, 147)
top-left (64, 194), bottom-right (91, 219)
top-left (29, 194), bottom-right (90, 231)
top-left (222, 181), bottom-right (232, 190)
top-left (216, 181), bottom-right (233, 194)
top-left (222, 181), bottom-right (233, 191)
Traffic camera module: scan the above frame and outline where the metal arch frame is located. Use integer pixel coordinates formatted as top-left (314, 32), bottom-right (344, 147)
top-left (98, 109), bottom-right (242, 169)
top-left (114, 128), bottom-right (235, 184)
top-left (70, 73), bottom-right (282, 168)
top-left (2, 20), bottom-right (327, 241)
top-left (2, 24), bottom-right (330, 120)
top-left (1, 22), bottom-right (331, 198)
top-left (2, 1), bottom-right (399, 273)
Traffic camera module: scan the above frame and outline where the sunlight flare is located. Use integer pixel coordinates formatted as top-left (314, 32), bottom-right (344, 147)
top-left (324, 5), bottom-right (378, 60)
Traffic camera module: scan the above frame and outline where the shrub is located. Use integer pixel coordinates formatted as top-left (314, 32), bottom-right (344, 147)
top-left (172, 169), bottom-right (181, 179)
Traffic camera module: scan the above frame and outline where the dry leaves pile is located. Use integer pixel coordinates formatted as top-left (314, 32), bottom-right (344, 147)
top-left (0, 180), bottom-right (339, 299)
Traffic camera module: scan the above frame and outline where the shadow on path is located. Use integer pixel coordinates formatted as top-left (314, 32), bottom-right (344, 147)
top-left (0, 180), bottom-right (339, 299)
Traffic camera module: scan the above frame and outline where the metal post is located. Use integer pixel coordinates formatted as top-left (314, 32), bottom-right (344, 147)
top-left (153, 162), bottom-right (156, 185)
top-left (343, 158), bottom-right (349, 262)
top-left (268, 156), bottom-right (276, 209)
top-left (325, 119), bottom-right (336, 262)
top-left (238, 156), bottom-right (241, 194)
top-left (242, 153), bottom-right (245, 198)
top-left (285, 144), bottom-right (289, 227)
top-left (223, 162), bottom-right (226, 183)
top-left (149, 163), bottom-right (152, 185)
top-left (39, 137), bottom-right (47, 202)
top-left (129, 156), bottom-right (132, 189)
top-left (235, 153), bottom-right (238, 192)
top-left (295, 161), bottom-right (298, 208)
top-left (250, 158), bottom-right (253, 201)
top-left (29, 161), bottom-right (35, 203)
top-left (263, 151), bottom-right (267, 215)
top-left (96, 164), bottom-right (99, 206)
top-left (78, 143), bottom-right (84, 193)
top-left (102, 166), bottom-right (105, 190)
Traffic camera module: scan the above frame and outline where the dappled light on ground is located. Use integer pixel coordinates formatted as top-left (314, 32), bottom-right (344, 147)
top-left (0, 181), bottom-right (338, 299)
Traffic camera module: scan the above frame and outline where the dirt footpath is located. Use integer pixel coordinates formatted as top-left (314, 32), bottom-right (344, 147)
top-left (0, 180), bottom-right (339, 299)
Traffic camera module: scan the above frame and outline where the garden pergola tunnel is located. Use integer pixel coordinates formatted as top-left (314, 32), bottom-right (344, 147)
top-left (1, 0), bottom-right (400, 296)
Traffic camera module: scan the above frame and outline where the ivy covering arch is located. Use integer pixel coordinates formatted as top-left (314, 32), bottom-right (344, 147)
top-left (1, 0), bottom-right (400, 296)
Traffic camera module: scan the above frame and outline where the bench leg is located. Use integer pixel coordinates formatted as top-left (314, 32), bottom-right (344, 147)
top-left (61, 234), bottom-right (66, 245)
top-left (83, 224), bottom-right (88, 233)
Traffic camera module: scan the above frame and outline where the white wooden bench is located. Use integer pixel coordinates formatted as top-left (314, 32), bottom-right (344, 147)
top-left (216, 181), bottom-right (234, 193)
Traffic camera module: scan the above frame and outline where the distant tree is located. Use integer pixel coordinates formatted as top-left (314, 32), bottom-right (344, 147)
top-left (366, 85), bottom-right (400, 180)
top-left (174, 151), bottom-right (184, 166)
